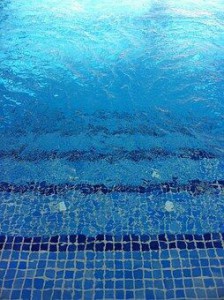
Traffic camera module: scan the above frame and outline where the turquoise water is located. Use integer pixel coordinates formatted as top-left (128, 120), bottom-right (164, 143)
top-left (0, 0), bottom-right (224, 236)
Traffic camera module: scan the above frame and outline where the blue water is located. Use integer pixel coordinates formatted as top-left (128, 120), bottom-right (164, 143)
top-left (0, 0), bottom-right (224, 236)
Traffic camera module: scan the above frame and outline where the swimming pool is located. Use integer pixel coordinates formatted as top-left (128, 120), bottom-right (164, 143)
top-left (0, 0), bottom-right (224, 299)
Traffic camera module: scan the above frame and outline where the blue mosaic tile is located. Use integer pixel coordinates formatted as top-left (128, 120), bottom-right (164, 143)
top-left (1, 232), bottom-right (224, 254)
top-left (1, 179), bottom-right (224, 196)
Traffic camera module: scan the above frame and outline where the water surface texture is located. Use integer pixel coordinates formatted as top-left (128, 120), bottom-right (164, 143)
top-left (0, 0), bottom-right (224, 236)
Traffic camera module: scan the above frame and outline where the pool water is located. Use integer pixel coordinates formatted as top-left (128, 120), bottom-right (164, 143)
top-left (0, 0), bottom-right (224, 299)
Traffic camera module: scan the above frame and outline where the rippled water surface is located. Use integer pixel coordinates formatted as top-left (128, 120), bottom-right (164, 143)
top-left (0, 0), bottom-right (224, 235)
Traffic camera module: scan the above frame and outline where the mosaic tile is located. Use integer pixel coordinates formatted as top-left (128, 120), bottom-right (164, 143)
top-left (0, 179), bottom-right (223, 196)
top-left (0, 147), bottom-right (218, 162)
top-left (0, 232), bottom-right (224, 253)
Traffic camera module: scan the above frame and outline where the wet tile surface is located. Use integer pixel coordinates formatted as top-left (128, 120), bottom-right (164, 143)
top-left (0, 247), bottom-right (224, 299)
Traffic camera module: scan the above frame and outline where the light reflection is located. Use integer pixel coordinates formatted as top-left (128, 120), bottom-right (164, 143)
top-left (40, 0), bottom-right (153, 16)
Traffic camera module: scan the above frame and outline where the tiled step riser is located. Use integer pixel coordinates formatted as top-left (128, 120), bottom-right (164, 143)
top-left (1, 190), bottom-right (224, 237)
top-left (0, 148), bottom-right (218, 162)
top-left (0, 180), bottom-right (223, 196)
top-left (1, 233), bottom-right (224, 252)
top-left (1, 156), bottom-right (222, 186)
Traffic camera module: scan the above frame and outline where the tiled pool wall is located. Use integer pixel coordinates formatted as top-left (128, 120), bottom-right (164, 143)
top-left (0, 177), bottom-right (224, 299)
top-left (0, 235), bottom-right (224, 299)
top-left (1, 125), bottom-right (224, 299)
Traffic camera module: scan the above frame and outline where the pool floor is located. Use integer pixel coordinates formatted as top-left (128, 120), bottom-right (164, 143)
top-left (1, 239), bottom-right (224, 299)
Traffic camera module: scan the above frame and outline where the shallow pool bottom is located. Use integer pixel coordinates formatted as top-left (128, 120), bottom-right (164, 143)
top-left (0, 233), bottom-right (224, 299)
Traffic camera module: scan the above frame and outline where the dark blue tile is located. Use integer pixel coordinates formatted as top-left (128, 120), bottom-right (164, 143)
top-left (86, 243), bottom-right (94, 251)
top-left (24, 237), bottom-right (32, 243)
top-left (77, 244), bottom-right (85, 251)
top-left (203, 233), bottom-right (211, 241)
top-left (194, 235), bottom-right (203, 241)
top-left (187, 242), bottom-right (195, 249)
top-left (105, 235), bottom-right (113, 241)
top-left (212, 233), bottom-right (220, 240)
top-left (131, 234), bottom-right (139, 241)
top-left (169, 242), bottom-right (176, 249)
top-left (132, 242), bottom-right (140, 251)
top-left (96, 234), bottom-right (104, 241)
top-left (177, 241), bottom-right (187, 249)
top-left (41, 236), bottom-right (49, 243)
top-left (95, 243), bottom-right (105, 251)
top-left (69, 235), bottom-right (77, 243)
top-left (196, 242), bottom-right (205, 249)
top-left (159, 242), bottom-right (168, 249)
top-left (4, 243), bottom-right (12, 250)
top-left (86, 237), bottom-right (95, 243)
top-left (13, 244), bottom-right (22, 251)
top-left (123, 235), bottom-right (131, 242)
top-left (33, 237), bottom-right (41, 243)
top-left (167, 234), bottom-right (175, 241)
top-left (150, 241), bottom-right (159, 250)
top-left (176, 234), bottom-right (184, 240)
top-left (60, 235), bottom-right (68, 243)
top-left (50, 236), bottom-right (59, 243)
top-left (0, 236), bottom-right (6, 242)
top-left (114, 243), bottom-right (122, 251)
top-left (158, 234), bottom-right (167, 241)
top-left (140, 235), bottom-right (150, 242)
top-left (206, 242), bottom-right (214, 248)
top-left (142, 243), bottom-right (150, 251)
top-left (40, 244), bottom-right (48, 251)
top-left (123, 243), bottom-right (131, 251)
top-left (213, 241), bottom-right (222, 248)
top-left (31, 244), bottom-right (40, 251)
top-left (184, 234), bottom-right (193, 241)
top-left (49, 244), bottom-right (57, 252)
top-left (6, 236), bottom-right (14, 242)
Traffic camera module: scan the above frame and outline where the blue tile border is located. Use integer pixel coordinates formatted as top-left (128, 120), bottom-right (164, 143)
top-left (0, 233), bottom-right (223, 252)
top-left (0, 148), bottom-right (217, 162)
top-left (0, 179), bottom-right (223, 196)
